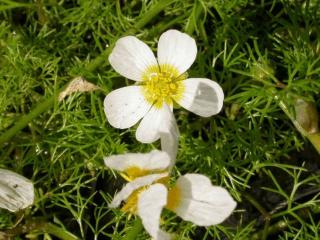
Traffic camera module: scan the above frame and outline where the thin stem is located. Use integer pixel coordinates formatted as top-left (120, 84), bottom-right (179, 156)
top-left (43, 223), bottom-right (80, 240)
top-left (242, 192), bottom-right (271, 240)
top-left (134, 0), bottom-right (176, 30)
top-left (242, 192), bottom-right (270, 218)
top-left (123, 218), bottom-right (143, 240)
top-left (0, 94), bottom-right (57, 146)
top-left (185, 0), bottom-right (203, 35)
top-left (252, 201), bottom-right (320, 239)
top-left (3, 219), bottom-right (79, 240)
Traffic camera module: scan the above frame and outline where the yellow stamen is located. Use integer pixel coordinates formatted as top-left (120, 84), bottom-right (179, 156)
top-left (166, 185), bottom-right (181, 211)
top-left (123, 166), bottom-right (151, 181)
top-left (141, 64), bottom-right (187, 108)
top-left (120, 175), bottom-right (169, 214)
top-left (121, 187), bottom-right (147, 214)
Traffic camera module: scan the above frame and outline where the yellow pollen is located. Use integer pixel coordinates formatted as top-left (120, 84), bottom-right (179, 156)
top-left (141, 64), bottom-right (187, 108)
top-left (121, 187), bottom-right (148, 214)
top-left (166, 185), bottom-right (181, 211)
top-left (122, 166), bottom-right (151, 181)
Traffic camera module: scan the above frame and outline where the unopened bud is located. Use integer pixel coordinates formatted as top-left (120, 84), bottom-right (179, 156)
top-left (294, 98), bottom-right (319, 134)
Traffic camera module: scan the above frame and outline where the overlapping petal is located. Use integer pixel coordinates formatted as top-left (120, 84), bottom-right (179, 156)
top-left (109, 36), bottom-right (158, 81)
top-left (159, 105), bottom-right (179, 164)
top-left (157, 30), bottom-right (197, 74)
top-left (109, 173), bottom-right (168, 208)
top-left (138, 184), bottom-right (171, 240)
top-left (170, 174), bottom-right (236, 226)
top-left (136, 104), bottom-right (173, 144)
top-left (104, 150), bottom-right (171, 172)
top-left (104, 86), bottom-right (151, 129)
top-left (176, 78), bottom-right (224, 117)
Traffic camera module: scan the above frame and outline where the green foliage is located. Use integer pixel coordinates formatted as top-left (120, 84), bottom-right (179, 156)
top-left (0, 0), bottom-right (319, 239)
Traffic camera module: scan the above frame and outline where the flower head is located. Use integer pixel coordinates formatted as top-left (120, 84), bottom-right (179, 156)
top-left (105, 150), bottom-right (171, 214)
top-left (104, 29), bottom-right (224, 143)
top-left (0, 169), bottom-right (34, 212)
top-left (105, 151), bottom-right (236, 240)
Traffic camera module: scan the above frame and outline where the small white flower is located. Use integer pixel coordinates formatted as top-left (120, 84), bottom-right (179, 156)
top-left (105, 151), bottom-right (236, 240)
top-left (137, 173), bottom-right (236, 240)
top-left (0, 169), bottom-right (34, 212)
top-left (104, 150), bottom-right (171, 212)
top-left (104, 29), bottom-right (224, 143)
top-left (104, 149), bottom-right (172, 182)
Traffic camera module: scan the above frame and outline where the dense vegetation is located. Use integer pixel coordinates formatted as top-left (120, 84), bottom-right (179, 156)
top-left (0, 0), bottom-right (319, 239)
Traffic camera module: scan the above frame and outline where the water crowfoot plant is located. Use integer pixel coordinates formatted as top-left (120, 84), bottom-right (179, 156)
top-left (104, 29), bottom-right (224, 143)
top-left (2, 1), bottom-right (320, 239)
top-left (104, 150), bottom-right (236, 240)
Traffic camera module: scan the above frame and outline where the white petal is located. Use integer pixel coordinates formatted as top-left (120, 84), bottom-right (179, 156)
top-left (109, 173), bottom-right (168, 208)
top-left (104, 150), bottom-right (171, 172)
top-left (172, 174), bottom-right (236, 226)
top-left (157, 29), bottom-right (197, 74)
top-left (0, 169), bottom-right (34, 212)
top-left (159, 104), bottom-right (179, 165)
top-left (109, 36), bottom-right (158, 81)
top-left (104, 86), bottom-right (151, 129)
top-left (136, 104), bottom-right (172, 144)
top-left (138, 184), bottom-right (171, 240)
top-left (177, 78), bottom-right (224, 117)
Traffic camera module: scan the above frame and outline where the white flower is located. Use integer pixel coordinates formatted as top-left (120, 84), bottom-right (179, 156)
top-left (104, 29), bottom-right (224, 143)
top-left (104, 149), bottom-right (172, 182)
top-left (0, 169), bottom-right (34, 212)
top-left (139, 174), bottom-right (236, 240)
top-left (104, 150), bottom-right (171, 213)
top-left (105, 151), bottom-right (236, 240)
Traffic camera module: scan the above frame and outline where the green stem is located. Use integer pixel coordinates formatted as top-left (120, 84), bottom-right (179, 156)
top-left (0, 0), bottom-right (33, 11)
top-left (242, 192), bottom-right (271, 240)
top-left (0, 0), bottom-right (176, 146)
top-left (134, 0), bottom-right (176, 30)
top-left (3, 219), bottom-right (79, 240)
top-left (252, 200), bottom-right (320, 239)
top-left (0, 94), bottom-right (56, 146)
top-left (242, 192), bottom-right (270, 218)
top-left (42, 223), bottom-right (79, 240)
top-left (252, 219), bottom-right (294, 240)
top-left (184, 0), bottom-right (203, 35)
top-left (124, 218), bottom-right (143, 240)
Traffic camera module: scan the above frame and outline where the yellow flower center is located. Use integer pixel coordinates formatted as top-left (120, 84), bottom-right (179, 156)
top-left (121, 187), bottom-right (147, 214)
top-left (121, 166), bottom-right (151, 182)
top-left (121, 175), bottom-right (169, 214)
top-left (166, 185), bottom-right (181, 211)
top-left (141, 64), bottom-right (187, 108)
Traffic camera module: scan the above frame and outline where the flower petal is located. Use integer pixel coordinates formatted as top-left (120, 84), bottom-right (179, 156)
top-left (138, 184), bottom-right (171, 240)
top-left (109, 173), bottom-right (168, 208)
top-left (176, 78), bottom-right (224, 117)
top-left (0, 169), bottom-right (34, 212)
top-left (157, 29), bottom-right (197, 74)
top-left (104, 150), bottom-right (171, 172)
top-left (109, 36), bottom-right (158, 81)
top-left (159, 105), bottom-right (179, 165)
top-left (170, 174), bottom-right (236, 226)
top-left (104, 86), bottom-right (151, 129)
top-left (136, 104), bottom-right (172, 144)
